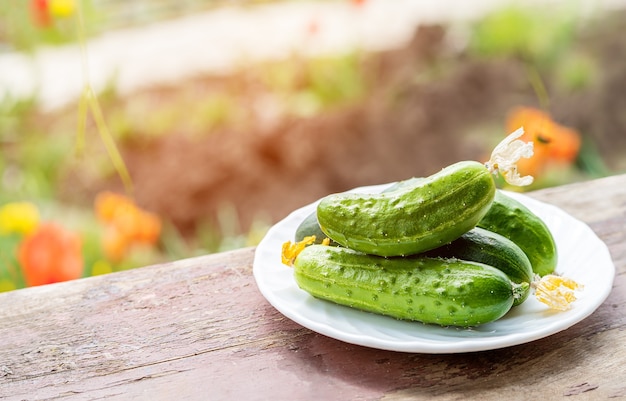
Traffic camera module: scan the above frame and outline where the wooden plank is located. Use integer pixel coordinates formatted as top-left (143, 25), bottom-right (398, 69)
top-left (1, 174), bottom-right (625, 401)
top-left (528, 174), bottom-right (626, 226)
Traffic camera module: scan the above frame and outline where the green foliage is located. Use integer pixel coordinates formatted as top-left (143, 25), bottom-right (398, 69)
top-left (467, 5), bottom-right (578, 67)
top-left (260, 53), bottom-right (367, 116)
top-left (98, 87), bottom-right (242, 142)
top-left (304, 53), bottom-right (367, 107)
top-left (555, 52), bottom-right (597, 92)
top-left (0, 95), bottom-right (38, 141)
top-left (193, 203), bottom-right (270, 255)
top-left (90, 53), bottom-right (367, 144)
top-left (0, 95), bottom-right (70, 203)
top-left (468, 4), bottom-right (600, 110)
top-left (0, 233), bottom-right (24, 291)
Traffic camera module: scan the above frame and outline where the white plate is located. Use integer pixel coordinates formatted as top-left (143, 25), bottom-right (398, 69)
top-left (252, 185), bottom-right (615, 353)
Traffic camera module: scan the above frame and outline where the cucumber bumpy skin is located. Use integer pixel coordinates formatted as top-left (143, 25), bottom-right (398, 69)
top-left (294, 245), bottom-right (521, 327)
top-left (294, 177), bottom-right (423, 245)
top-left (424, 227), bottom-right (533, 306)
top-left (478, 190), bottom-right (558, 277)
top-left (316, 161), bottom-right (496, 257)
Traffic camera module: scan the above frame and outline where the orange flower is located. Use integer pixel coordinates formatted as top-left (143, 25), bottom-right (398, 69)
top-left (506, 107), bottom-right (581, 177)
top-left (18, 223), bottom-right (83, 287)
top-left (95, 192), bottom-right (135, 223)
top-left (133, 212), bottom-right (162, 244)
top-left (102, 226), bottom-right (127, 262)
top-left (95, 192), bottom-right (162, 261)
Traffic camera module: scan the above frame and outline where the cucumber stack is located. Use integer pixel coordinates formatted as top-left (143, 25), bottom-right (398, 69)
top-left (287, 158), bottom-right (558, 328)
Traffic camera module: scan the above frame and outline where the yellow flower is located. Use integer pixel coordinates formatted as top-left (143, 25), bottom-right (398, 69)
top-left (534, 274), bottom-right (583, 311)
top-left (281, 236), bottom-right (327, 266)
top-left (0, 202), bottom-right (40, 235)
top-left (49, 0), bottom-right (75, 18)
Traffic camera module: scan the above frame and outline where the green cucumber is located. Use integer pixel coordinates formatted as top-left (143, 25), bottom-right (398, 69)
top-left (294, 177), bottom-right (422, 244)
top-left (478, 190), bottom-right (557, 276)
top-left (293, 245), bottom-right (524, 327)
top-left (424, 227), bottom-right (533, 306)
top-left (316, 161), bottom-right (496, 257)
top-left (294, 211), bottom-right (339, 245)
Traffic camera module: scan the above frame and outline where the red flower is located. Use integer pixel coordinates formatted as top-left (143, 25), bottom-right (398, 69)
top-left (30, 0), bottom-right (52, 28)
top-left (18, 223), bottom-right (83, 287)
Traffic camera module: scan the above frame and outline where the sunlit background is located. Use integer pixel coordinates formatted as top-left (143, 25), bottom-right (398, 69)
top-left (1, 0), bottom-right (626, 291)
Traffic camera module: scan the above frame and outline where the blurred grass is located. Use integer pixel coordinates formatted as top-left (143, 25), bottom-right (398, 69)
top-left (1, 95), bottom-right (71, 203)
top-left (467, 5), bottom-right (579, 66)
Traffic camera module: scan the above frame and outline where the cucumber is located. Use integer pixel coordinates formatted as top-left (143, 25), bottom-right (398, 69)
top-left (293, 245), bottom-right (524, 327)
top-left (478, 190), bottom-right (558, 277)
top-left (294, 211), bottom-right (339, 245)
top-left (294, 177), bottom-right (423, 244)
top-left (316, 161), bottom-right (496, 257)
top-left (424, 227), bottom-right (533, 306)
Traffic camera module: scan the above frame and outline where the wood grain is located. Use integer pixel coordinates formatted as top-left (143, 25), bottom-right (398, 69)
top-left (1, 174), bottom-right (624, 401)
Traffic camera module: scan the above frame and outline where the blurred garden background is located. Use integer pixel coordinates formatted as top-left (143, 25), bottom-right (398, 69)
top-left (2, 0), bottom-right (626, 291)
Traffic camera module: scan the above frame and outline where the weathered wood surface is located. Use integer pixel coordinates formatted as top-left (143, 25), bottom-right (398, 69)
top-left (1, 174), bottom-right (625, 401)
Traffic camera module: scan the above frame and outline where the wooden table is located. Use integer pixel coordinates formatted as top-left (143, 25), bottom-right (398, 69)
top-left (1, 174), bottom-right (624, 401)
